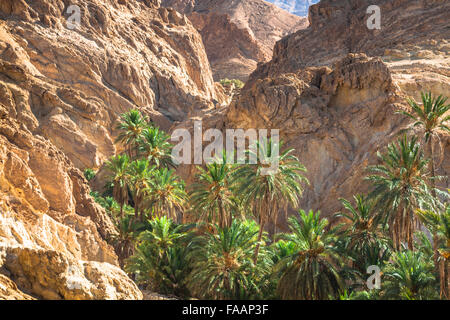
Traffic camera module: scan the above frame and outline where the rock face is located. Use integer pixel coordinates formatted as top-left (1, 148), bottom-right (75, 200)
top-left (0, 0), bottom-right (221, 299)
top-left (250, 0), bottom-right (450, 100)
top-left (162, 0), bottom-right (308, 81)
top-left (225, 0), bottom-right (450, 225)
top-left (0, 274), bottom-right (35, 300)
top-left (0, 0), bottom-right (221, 170)
top-left (0, 246), bottom-right (142, 300)
top-left (265, 0), bottom-right (319, 16)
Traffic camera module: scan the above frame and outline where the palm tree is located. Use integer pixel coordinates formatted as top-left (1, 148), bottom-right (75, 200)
top-left (383, 250), bottom-right (437, 300)
top-left (112, 208), bottom-right (147, 265)
top-left (106, 154), bottom-right (130, 218)
top-left (416, 201), bottom-right (450, 299)
top-left (334, 195), bottom-right (390, 275)
top-left (145, 168), bottom-right (187, 222)
top-left (398, 92), bottom-right (449, 195)
top-left (137, 126), bottom-right (174, 168)
top-left (187, 220), bottom-right (272, 299)
top-left (366, 135), bottom-right (433, 250)
top-left (126, 216), bottom-right (192, 297)
top-left (398, 92), bottom-right (449, 273)
top-left (190, 154), bottom-right (239, 228)
top-left (116, 110), bottom-right (148, 158)
top-left (234, 138), bottom-right (309, 262)
top-left (274, 210), bottom-right (343, 300)
top-left (128, 159), bottom-right (153, 221)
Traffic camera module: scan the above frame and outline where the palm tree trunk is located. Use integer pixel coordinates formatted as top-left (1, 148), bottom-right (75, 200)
top-left (218, 200), bottom-right (228, 228)
top-left (426, 140), bottom-right (440, 275)
top-left (447, 258), bottom-right (449, 300)
top-left (426, 140), bottom-right (436, 197)
top-left (253, 218), bottom-right (265, 264)
top-left (440, 257), bottom-right (445, 299)
top-left (134, 199), bottom-right (139, 221)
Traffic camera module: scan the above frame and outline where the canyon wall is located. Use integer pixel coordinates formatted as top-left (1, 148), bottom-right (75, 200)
top-left (162, 0), bottom-right (308, 80)
top-left (226, 0), bottom-right (450, 225)
top-left (0, 0), bottom-right (221, 299)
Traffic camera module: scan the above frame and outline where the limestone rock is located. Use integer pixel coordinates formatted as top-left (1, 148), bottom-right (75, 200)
top-left (0, 0), bottom-right (221, 170)
top-left (227, 0), bottom-right (450, 224)
top-left (0, 274), bottom-right (35, 300)
top-left (0, 245), bottom-right (142, 300)
top-left (162, 0), bottom-right (308, 81)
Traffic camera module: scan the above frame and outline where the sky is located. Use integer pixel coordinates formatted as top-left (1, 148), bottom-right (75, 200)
top-left (265, 0), bottom-right (320, 16)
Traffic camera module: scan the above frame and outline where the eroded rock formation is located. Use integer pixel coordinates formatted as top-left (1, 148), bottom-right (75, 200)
top-left (0, 0), bottom-right (222, 300)
top-left (162, 0), bottom-right (308, 81)
top-left (227, 0), bottom-right (450, 223)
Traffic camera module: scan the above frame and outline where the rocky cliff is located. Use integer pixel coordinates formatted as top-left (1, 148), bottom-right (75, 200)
top-left (162, 0), bottom-right (308, 81)
top-left (0, 0), bottom-right (222, 299)
top-left (227, 0), bottom-right (450, 224)
top-left (0, 0), bottom-right (449, 300)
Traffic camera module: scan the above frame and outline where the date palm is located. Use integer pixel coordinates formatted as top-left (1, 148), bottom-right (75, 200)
top-left (383, 250), bottom-right (437, 300)
top-left (145, 168), bottom-right (187, 223)
top-left (399, 92), bottom-right (449, 194)
top-left (137, 126), bottom-right (174, 168)
top-left (274, 210), bottom-right (343, 300)
top-left (187, 220), bottom-right (272, 299)
top-left (416, 201), bottom-right (450, 299)
top-left (234, 138), bottom-right (308, 262)
top-left (334, 195), bottom-right (389, 275)
top-left (190, 154), bottom-right (239, 228)
top-left (112, 208), bottom-right (147, 265)
top-left (366, 135), bottom-right (433, 250)
top-left (126, 216), bottom-right (191, 297)
top-left (128, 159), bottom-right (153, 221)
top-left (398, 92), bottom-right (449, 271)
top-left (106, 154), bottom-right (130, 218)
top-left (116, 110), bottom-right (148, 158)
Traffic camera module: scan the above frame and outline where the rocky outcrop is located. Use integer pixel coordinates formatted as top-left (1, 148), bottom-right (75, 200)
top-left (0, 112), bottom-right (143, 298)
top-left (0, 274), bottom-right (35, 300)
top-left (0, 246), bottom-right (142, 300)
top-left (0, 0), bottom-right (222, 299)
top-left (162, 0), bottom-right (308, 81)
top-left (0, 0), bottom-right (221, 170)
top-left (226, 0), bottom-right (450, 224)
top-left (250, 0), bottom-right (450, 100)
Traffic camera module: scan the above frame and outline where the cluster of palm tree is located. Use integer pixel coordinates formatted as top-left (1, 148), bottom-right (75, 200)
top-left (90, 92), bottom-right (448, 300)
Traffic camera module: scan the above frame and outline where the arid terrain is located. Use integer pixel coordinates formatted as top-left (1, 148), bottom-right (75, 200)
top-left (0, 0), bottom-right (448, 300)
top-left (162, 0), bottom-right (308, 80)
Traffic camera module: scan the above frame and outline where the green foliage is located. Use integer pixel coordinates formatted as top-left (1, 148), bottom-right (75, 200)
top-left (274, 210), bottom-right (343, 300)
top-left (138, 126), bottom-right (174, 167)
top-left (219, 78), bottom-right (245, 89)
top-left (84, 168), bottom-right (96, 182)
top-left (234, 138), bottom-right (309, 260)
top-left (366, 135), bottom-right (433, 249)
top-left (126, 217), bottom-right (192, 297)
top-left (333, 195), bottom-right (391, 282)
top-left (399, 92), bottom-right (450, 142)
top-left (88, 96), bottom-right (448, 300)
top-left (187, 220), bottom-right (273, 299)
top-left (382, 250), bottom-right (438, 300)
top-left (190, 153), bottom-right (240, 228)
top-left (106, 154), bottom-right (130, 217)
top-left (145, 168), bottom-right (187, 222)
top-left (116, 110), bottom-right (148, 158)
